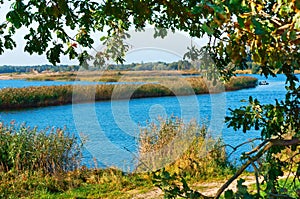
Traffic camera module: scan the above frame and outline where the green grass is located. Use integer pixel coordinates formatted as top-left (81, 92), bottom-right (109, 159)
top-left (0, 168), bottom-right (155, 199)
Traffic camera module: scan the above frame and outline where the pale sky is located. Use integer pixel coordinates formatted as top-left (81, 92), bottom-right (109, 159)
top-left (0, 2), bottom-right (208, 66)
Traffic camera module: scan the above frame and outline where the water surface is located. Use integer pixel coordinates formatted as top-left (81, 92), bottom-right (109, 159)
top-left (1, 74), bottom-right (298, 170)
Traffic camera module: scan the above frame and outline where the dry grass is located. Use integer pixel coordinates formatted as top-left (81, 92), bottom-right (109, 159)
top-left (0, 76), bottom-right (257, 110)
top-left (136, 117), bottom-right (231, 179)
top-left (3, 70), bottom-right (201, 81)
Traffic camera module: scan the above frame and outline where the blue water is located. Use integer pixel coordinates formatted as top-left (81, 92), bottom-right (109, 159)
top-left (0, 74), bottom-right (298, 171)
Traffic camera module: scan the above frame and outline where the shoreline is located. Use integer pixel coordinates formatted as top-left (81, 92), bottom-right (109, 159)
top-left (0, 75), bottom-right (12, 80)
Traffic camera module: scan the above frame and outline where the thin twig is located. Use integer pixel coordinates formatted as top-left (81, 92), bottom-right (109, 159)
top-left (220, 137), bottom-right (262, 158)
top-left (244, 139), bottom-right (270, 156)
top-left (250, 161), bottom-right (260, 196)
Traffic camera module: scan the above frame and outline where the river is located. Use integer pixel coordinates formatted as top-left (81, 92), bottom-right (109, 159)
top-left (0, 74), bottom-right (298, 171)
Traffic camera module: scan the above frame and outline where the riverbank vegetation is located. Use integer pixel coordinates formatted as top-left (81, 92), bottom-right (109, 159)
top-left (0, 119), bottom-right (233, 198)
top-left (0, 122), bottom-right (82, 174)
top-left (0, 76), bottom-right (257, 110)
top-left (0, 60), bottom-right (265, 74)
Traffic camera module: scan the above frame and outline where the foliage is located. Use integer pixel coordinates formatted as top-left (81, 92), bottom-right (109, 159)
top-left (1, 0), bottom-right (299, 75)
top-left (224, 93), bottom-right (300, 198)
top-left (0, 64), bottom-right (79, 74)
top-left (152, 169), bottom-right (208, 199)
top-left (0, 122), bottom-right (81, 174)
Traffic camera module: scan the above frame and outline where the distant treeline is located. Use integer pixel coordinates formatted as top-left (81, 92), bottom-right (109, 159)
top-left (0, 59), bottom-right (259, 73)
top-left (107, 60), bottom-right (193, 71)
top-left (0, 64), bottom-right (80, 73)
top-left (0, 61), bottom-right (193, 73)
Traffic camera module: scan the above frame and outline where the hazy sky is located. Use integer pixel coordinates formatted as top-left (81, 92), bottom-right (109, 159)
top-left (0, 2), bottom-right (208, 66)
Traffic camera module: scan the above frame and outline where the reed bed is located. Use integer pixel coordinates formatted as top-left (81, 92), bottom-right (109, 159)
top-left (0, 122), bottom-right (82, 174)
top-left (0, 76), bottom-right (257, 110)
top-left (225, 76), bottom-right (258, 91)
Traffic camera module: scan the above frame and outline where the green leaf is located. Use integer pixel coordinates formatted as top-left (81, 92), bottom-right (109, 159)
top-left (229, 0), bottom-right (241, 5)
top-left (225, 190), bottom-right (234, 198)
top-left (201, 23), bottom-right (214, 35)
top-left (0, 39), bottom-right (4, 55)
top-left (206, 2), bottom-right (224, 13)
top-left (252, 19), bottom-right (265, 35)
top-left (3, 35), bottom-right (16, 50)
top-left (290, 30), bottom-right (297, 41)
top-left (237, 17), bottom-right (245, 28)
top-left (100, 36), bottom-right (107, 41)
top-left (281, 30), bottom-right (288, 42)
top-left (6, 11), bottom-right (22, 29)
top-left (191, 6), bottom-right (201, 14)
top-left (297, 1), bottom-right (300, 10)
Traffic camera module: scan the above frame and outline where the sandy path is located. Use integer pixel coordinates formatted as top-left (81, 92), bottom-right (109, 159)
top-left (131, 176), bottom-right (257, 199)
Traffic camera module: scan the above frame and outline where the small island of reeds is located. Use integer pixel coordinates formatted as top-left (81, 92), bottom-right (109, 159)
top-left (0, 75), bottom-right (257, 110)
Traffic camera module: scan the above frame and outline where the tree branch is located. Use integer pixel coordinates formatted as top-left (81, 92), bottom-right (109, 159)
top-left (220, 138), bottom-right (262, 158)
top-left (214, 138), bottom-right (300, 198)
top-left (250, 161), bottom-right (260, 196)
top-left (214, 142), bottom-right (272, 198)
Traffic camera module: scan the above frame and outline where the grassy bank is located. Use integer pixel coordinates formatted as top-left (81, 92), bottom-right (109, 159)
top-left (0, 119), bottom-right (232, 198)
top-left (0, 76), bottom-right (257, 110)
top-left (1, 120), bottom-right (298, 198)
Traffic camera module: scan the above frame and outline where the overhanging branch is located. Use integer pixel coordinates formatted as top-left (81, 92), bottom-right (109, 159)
top-left (214, 138), bottom-right (300, 198)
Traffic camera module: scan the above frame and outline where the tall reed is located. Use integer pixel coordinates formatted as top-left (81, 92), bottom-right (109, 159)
top-left (0, 76), bottom-right (257, 110)
top-left (136, 117), bottom-right (230, 178)
top-left (0, 122), bottom-right (82, 174)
